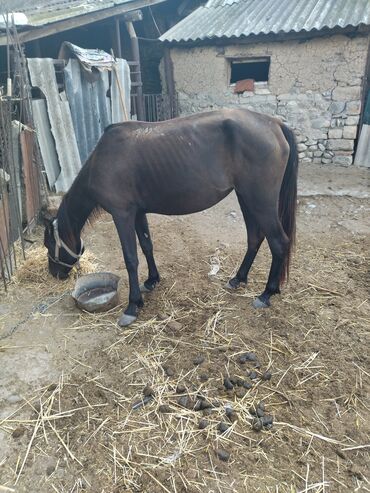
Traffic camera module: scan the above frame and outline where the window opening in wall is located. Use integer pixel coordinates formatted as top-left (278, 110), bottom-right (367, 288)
top-left (230, 58), bottom-right (270, 84)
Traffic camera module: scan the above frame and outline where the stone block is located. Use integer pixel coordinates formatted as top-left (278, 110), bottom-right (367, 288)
top-left (311, 118), bottom-right (331, 129)
top-left (314, 150), bottom-right (323, 157)
top-left (301, 157), bottom-right (312, 163)
top-left (331, 118), bottom-right (345, 128)
top-left (254, 88), bottom-right (271, 95)
top-left (327, 139), bottom-right (354, 151)
top-left (346, 100), bottom-right (361, 115)
top-left (328, 128), bottom-right (343, 139)
top-left (297, 143), bottom-right (307, 152)
top-left (323, 151), bottom-right (334, 158)
top-left (277, 93), bottom-right (295, 101)
top-left (329, 101), bottom-right (345, 114)
top-left (346, 116), bottom-right (360, 126)
top-left (322, 158), bottom-right (333, 164)
top-left (333, 155), bottom-right (353, 166)
top-left (318, 143), bottom-right (326, 151)
top-left (298, 152), bottom-right (306, 159)
top-left (343, 126), bottom-right (357, 139)
top-left (332, 86), bottom-right (361, 101)
top-left (312, 157), bottom-right (323, 164)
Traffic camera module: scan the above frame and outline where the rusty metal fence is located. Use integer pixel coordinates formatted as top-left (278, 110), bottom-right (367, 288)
top-left (131, 93), bottom-right (179, 122)
top-left (0, 86), bottom-right (43, 289)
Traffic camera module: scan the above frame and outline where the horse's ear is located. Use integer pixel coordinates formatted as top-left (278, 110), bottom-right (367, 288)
top-left (39, 206), bottom-right (54, 227)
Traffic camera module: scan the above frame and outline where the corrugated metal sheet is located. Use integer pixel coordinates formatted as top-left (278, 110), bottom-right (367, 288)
top-left (160, 0), bottom-right (370, 43)
top-left (32, 99), bottom-right (61, 187)
top-left (354, 124), bottom-right (370, 166)
top-left (64, 59), bottom-right (111, 164)
top-left (28, 58), bottom-right (81, 192)
top-left (111, 59), bottom-right (131, 123)
top-left (0, 0), bottom-right (165, 27)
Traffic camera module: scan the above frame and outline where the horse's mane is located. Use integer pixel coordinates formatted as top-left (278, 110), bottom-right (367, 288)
top-left (57, 194), bottom-right (102, 245)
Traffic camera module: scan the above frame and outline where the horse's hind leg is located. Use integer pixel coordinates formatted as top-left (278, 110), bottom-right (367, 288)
top-left (227, 193), bottom-right (264, 289)
top-left (135, 212), bottom-right (160, 292)
top-left (112, 209), bottom-right (143, 327)
top-left (253, 218), bottom-right (289, 308)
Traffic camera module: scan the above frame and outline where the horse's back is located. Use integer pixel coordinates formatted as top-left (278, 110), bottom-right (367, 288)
top-left (87, 109), bottom-right (290, 214)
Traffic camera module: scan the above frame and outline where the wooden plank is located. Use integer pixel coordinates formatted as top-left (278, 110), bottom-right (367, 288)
top-left (0, 0), bottom-right (167, 46)
top-left (20, 130), bottom-right (40, 225)
top-left (0, 194), bottom-right (10, 258)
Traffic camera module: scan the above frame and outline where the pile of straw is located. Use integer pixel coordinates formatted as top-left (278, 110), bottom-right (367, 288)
top-left (13, 245), bottom-right (98, 289)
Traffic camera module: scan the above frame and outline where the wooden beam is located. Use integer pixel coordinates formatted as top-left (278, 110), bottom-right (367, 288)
top-left (114, 18), bottom-right (122, 58)
top-left (0, 0), bottom-right (167, 46)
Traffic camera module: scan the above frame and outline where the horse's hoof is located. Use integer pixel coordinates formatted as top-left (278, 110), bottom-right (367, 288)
top-left (118, 313), bottom-right (137, 327)
top-left (252, 297), bottom-right (270, 309)
top-left (140, 283), bottom-right (152, 293)
top-left (225, 280), bottom-right (238, 290)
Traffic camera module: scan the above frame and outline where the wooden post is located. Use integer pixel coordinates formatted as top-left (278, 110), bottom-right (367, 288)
top-left (125, 20), bottom-right (144, 121)
top-left (113, 18), bottom-right (122, 58)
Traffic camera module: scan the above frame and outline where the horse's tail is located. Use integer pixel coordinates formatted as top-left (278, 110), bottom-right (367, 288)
top-left (279, 123), bottom-right (298, 285)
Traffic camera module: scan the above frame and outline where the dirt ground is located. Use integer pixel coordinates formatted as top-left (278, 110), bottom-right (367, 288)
top-left (0, 164), bottom-right (369, 493)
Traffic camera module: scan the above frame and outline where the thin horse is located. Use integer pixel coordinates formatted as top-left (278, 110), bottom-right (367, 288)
top-left (44, 108), bottom-right (298, 326)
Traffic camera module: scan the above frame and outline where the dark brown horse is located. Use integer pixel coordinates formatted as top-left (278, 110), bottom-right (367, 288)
top-left (44, 108), bottom-right (298, 326)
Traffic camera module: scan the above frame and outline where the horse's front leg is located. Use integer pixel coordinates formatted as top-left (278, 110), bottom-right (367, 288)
top-left (112, 210), bottom-right (143, 327)
top-left (135, 211), bottom-right (160, 292)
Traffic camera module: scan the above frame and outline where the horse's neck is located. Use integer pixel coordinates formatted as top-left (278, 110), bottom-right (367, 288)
top-left (58, 185), bottom-right (94, 244)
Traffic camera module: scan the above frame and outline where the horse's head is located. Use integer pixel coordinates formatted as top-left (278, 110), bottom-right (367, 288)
top-left (43, 216), bottom-right (84, 280)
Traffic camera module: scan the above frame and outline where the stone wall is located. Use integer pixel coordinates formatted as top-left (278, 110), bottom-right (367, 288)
top-left (167, 34), bottom-right (370, 166)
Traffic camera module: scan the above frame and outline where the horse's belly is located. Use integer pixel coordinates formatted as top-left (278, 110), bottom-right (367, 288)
top-left (146, 187), bottom-right (233, 215)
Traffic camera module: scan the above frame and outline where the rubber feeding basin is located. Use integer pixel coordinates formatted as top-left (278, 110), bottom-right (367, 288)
top-left (71, 272), bottom-right (120, 313)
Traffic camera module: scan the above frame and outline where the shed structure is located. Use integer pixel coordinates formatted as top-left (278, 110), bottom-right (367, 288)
top-left (160, 0), bottom-right (370, 167)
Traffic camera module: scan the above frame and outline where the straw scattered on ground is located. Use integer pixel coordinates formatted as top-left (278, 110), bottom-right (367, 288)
top-left (0, 199), bottom-right (369, 492)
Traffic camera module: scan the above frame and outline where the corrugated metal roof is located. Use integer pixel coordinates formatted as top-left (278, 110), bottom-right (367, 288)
top-left (160, 0), bottom-right (370, 43)
top-left (0, 0), bottom-right (163, 27)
